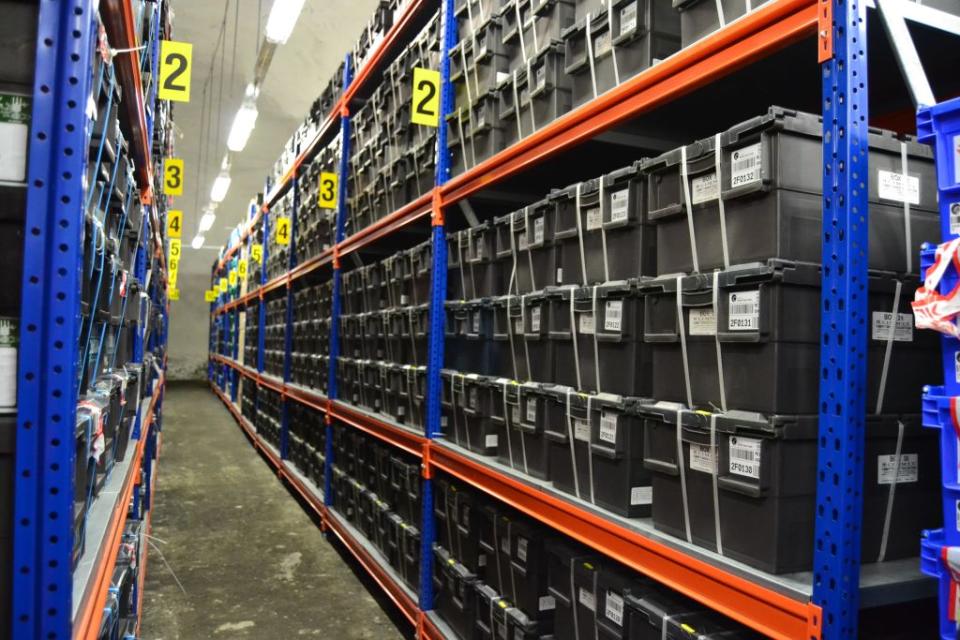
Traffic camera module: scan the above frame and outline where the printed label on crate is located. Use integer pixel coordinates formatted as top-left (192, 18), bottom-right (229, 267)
top-left (440, 415), bottom-right (448, 427)
top-left (579, 313), bottom-right (595, 334)
top-left (519, 230), bottom-right (529, 250)
top-left (605, 591), bottom-right (625, 626)
top-left (729, 436), bottom-right (762, 479)
top-left (578, 588), bottom-right (597, 611)
top-left (536, 64), bottom-right (546, 92)
top-left (574, 419), bottom-right (591, 441)
top-left (476, 34), bottom-right (488, 58)
top-left (871, 312), bottom-right (913, 342)
top-left (511, 405), bottom-right (522, 423)
top-left (688, 308), bottom-right (717, 336)
top-left (515, 318), bottom-right (524, 333)
top-left (950, 202), bottom-right (960, 236)
top-left (728, 290), bottom-right (760, 331)
top-left (610, 189), bottom-right (629, 222)
top-left (586, 207), bottom-right (603, 230)
top-left (517, 537), bottom-right (528, 562)
top-left (599, 412), bottom-right (618, 444)
top-left (469, 387), bottom-right (479, 408)
top-left (531, 307), bottom-right (541, 332)
top-left (533, 217), bottom-right (545, 244)
top-left (539, 595), bottom-right (556, 611)
top-left (0, 93), bottom-right (30, 182)
top-left (485, 434), bottom-right (498, 448)
top-left (604, 300), bottom-right (623, 331)
top-left (689, 443), bottom-right (717, 474)
top-left (619, 1), bottom-right (638, 36)
top-left (630, 486), bottom-right (652, 505)
top-left (472, 312), bottom-right (481, 334)
top-left (556, 267), bottom-right (564, 283)
top-left (526, 399), bottom-right (537, 422)
top-left (730, 142), bottom-right (763, 188)
top-left (954, 135), bottom-right (960, 184)
top-left (878, 170), bottom-right (920, 205)
top-left (877, 453), bottom-right (918, 484)
top-left (691, 172), bottom-right (719, 205)
top-left (594, 29), bottom-right (612, 57)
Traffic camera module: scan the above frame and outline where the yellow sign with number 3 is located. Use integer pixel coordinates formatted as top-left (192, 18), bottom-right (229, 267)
top-left (163, 158), bottom-right (184, 196)
top-left (318, 172), bottom-right (338, 209)
top-left (411, 68), bottom-right (440, 127)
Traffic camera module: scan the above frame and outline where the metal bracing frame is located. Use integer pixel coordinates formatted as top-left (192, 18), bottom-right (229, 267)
top-left (12, 2), bottom-right (97, 636)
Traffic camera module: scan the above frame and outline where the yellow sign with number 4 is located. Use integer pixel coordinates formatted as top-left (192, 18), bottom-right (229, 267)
top-left (411, 68), bottom-right (440, 127)
top-left (275, 217), bottom-right (291, 245)
top-left (167, 210), bottom-right (183, 238)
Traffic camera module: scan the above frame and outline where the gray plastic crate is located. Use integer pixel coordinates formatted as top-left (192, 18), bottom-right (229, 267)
top-left (563, 0), bottom-right (680, 108)
top-left (457, 0), bottom-right (505, 41)
top-left (471, 90), bottom-right (507, 166)
top-left (643, 107), bottom-right (938, 276)
top-left (491, 380), bottom-right (551, 479)
top-left (502, 0), bottom-right (576, 70)
top-left (452, 16), bottom-right (512, 100)
top-left (641, 261), bottom-right (939, 415)
top-left (553, 163), bottom-right (655, 286)
top-left (643, 405), bottom-right (941, 574)
top-left (495, 203), bottom-right (558, 295)
top-left (498, 44), bottom-right (572, 148)
top-left (492, 292), bottom-right (554, 382)
top-left (449, 222), bottom-right (500, 300)
top-left (548, 281), bottom-right (650, 396)
top-left (673, 0), bottom-right (771, 48)
top-left (446, 106), bottom-right (474, 176)
top-left (443, 371), bottom-right (501, 455)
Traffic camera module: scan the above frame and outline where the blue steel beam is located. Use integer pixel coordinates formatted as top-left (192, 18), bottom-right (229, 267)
top-left (13, 1), bottom-right (96, 637)
top-left (812, 1), bottom-right (870, 638)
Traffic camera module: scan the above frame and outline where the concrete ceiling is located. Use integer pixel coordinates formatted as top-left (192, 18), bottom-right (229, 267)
top-left (167, 0), bottom-right (379, 378)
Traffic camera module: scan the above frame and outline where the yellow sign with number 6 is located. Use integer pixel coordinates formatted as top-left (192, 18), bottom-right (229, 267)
top-left (318, 172), bottom-right (338, 209)
top-left (238, 258), bottom-right (248, 280)
top-left (164, 158), bottom-right (184, 196)
top-left (158, 40), bottom-right (193, 102)
top-left (275, 217), bottom-right (291, 245)
top-left (411, 68), bottom-right (440, 127)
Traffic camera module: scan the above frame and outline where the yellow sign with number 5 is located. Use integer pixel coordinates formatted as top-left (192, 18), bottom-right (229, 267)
top-left (163, 158), bottom-right (184, 196)
top-left (411, 68), bottom-right (440, 127)
top-left (251, 244), bottom-right (263, 264)
top-left (158, 40), bottom-right (193, 102)
top-left (275, 217), bottom-right (291, 245)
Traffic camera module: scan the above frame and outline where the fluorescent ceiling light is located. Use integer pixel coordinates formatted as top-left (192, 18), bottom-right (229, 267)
top-left (210, 169), bottom-right (231, 203)
top-left (265, 0), bottom-right (306, 44)
top-left (198, 209), bottom-right (216, 233)
top-left (227, 97), bottom-right (258, 152)
top-left (191, 234), bottom-right (205, 249)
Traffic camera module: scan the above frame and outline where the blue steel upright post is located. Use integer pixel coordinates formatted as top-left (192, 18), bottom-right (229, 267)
top-left (418, 0), bottom-right (457, 611)
top-left (326, 54), bottom-right (353, 506)
top-left (812, 1), bottom-right (870, 638)
top-left (13, 1), bottom-right (96, 637)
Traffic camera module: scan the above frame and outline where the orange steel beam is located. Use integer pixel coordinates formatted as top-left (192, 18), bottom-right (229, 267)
top-left (338, 191), bottom-right (434, 257)
top-left (439, 0), bottom-right (817, 206)
top-left (75, 379), bottom-right (164, 639)
top-left (331, 401), bottom-right (426, 458)
top-left (428, 443), bottom-right (822, 640)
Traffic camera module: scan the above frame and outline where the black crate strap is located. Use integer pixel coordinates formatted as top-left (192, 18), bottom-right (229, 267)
top-left (506, 297), bottom-right (520, 380)
top-left (467, 230), bottom-right (478, 299)
top-left (457, 232), bottom-right (469, 299)
top-left (569, 293), bottom-right (584, 391)
top-left (512, 69), bottom-right (524, 142)
top-left (712, 271), bottom-right (728, 412)
top-left (875, 279), bottom-right (902, 415)
top-left (675, 406), bottom-right (693, 543)
top-left (709, 413), bottom-right (724, 556)
top-left (680, 146), bottom-right (702, 273)
top-left (521, 295), bottom-right (533, 380)
top-left (509, 214), bottom-right (519, 295)
top-left (878, 420), bottom-right (905, 563)
top-left (606, 0), bottom-right (621, 86)
top-left (514, 0), bottom-right (530, 62)
top-left (526, 59), bottom-right (538, 133)
top-left (525, 206), bottom-right (538, 290)
top-left (599, 180), bottom-right (611, 282)
top-left (676, 277), bottom-right (694, 407)
top-left (569, 561), bottom-right (581, 640)
top-left (591, 286), bottom-right (602, 392)
top-left (900, 141), bottom-right (913, 274)
top-left (575, 183), bottom-right (589, 285)
top-left (565, 387), bottom-right (583, 499)
top-left (585, 12), bottom-right (599, 101)
top-left (714, 134), bottom-right (731, 269)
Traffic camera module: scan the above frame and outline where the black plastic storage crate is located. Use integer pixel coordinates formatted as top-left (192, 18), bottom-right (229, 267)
top-left (625, 587), bottom-right (762, 639)
top-left (563, 0), bottom-right (679, 108)
top-left (433, 544), bottom-right (479, 639)
top-left (442, 371), bottom-right (501, 455)
top-left (499, 44), bottom-right (573, 149)
top-left (641, 261), bottom-right (938, 415)
top-left (672, 0), bottom-right (771, 48)
top-left (502, 0), bottom-right (576, 71)
top-left (548, 281), bottom-right (650, 396)
top-left (490, 380), bottom-right (551, 479)
top-left (495, 201), bottom-right (559, 295)
top-left (552, 163), bottom-right (655, 286)
top-left (449, 221), bottom-right (500, 301)
top-left (642, 406), bottom-right (940, 573)
top-left (642, 107), bottom-right (937, 277)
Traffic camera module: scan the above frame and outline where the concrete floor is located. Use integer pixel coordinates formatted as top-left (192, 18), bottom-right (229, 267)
top-left (140, 384), bottom-right (407, 640)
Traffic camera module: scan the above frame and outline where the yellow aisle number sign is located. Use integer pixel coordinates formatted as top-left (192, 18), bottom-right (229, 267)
top-left (205, 290), bottom-right (217, 302)
top-left (167, 210), bottom-right (183, 238)
top-left (163, 158), bottom-right (184, 196)
top-left (219, 277), bottom-right (228, 292)
top-left (275, 217), bottom-right (291, 245)
top-left (167, 238), bottom-right (181, 287)
top-left (251, 244), bottom-right (263, 264)
top-left (318, 172), bottom-right (338, 209)
top-left (238, 258), bottom-right (248, 280)
top-left (229, 268), bottom-right (238, 287)
top-left (411, 68), bottom-right (440, 127)
top-left (168, 287), bottom-right (180, 301)
top-left (158, 40), bottom-right (193, 102)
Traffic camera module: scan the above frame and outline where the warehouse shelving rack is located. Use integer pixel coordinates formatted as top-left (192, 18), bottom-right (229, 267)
top-left (208, 0), bottom-right (955, 638)
top-left (12, 1), bottom-right (171, 638)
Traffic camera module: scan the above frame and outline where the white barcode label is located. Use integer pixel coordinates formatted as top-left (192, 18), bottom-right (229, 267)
top-left (533, 217), bottom-right (545, 244)
top-left (691, 172), bottom-right (719, 205)
top-left (526, 399), bottom-right (537, 422)
top-left (539, 595), bottom-right (556, 611)
top-left (485, 433), bottom-right (498, 448)
top-left (730, 142), bottom-right (762, 188)
top-left (586, 207), bottom-right (603, 230)
top-left (689, 443), bottom-right (717, 474)
top-left (878, 453), bottom-right (918, 484)
top-left (599, 412), bottom-right (618, 444)
top-left (688, 308), bottom-right (716, 336)
top-left (472, 312), bottom-right (481, 333)
top-left (517, 537), bottom-right (528, 562)
top-left (605, 591), bottom-right (625, 626)
top-left (511, 405), bottom-right (522, 423)
top-left (604, 300), bottom-right (623, 331)
top-left (955, 352), bottom-right (960, 384)
top-left (519, 230), bottom-right (528, 250)
top-left (729, 436), bottom-right (762, 479)
top-left (514, 318), bottom-right (524, 333)
top-left (610, 189), bottom-right (629, 222)
top-left (878, 170), bottom-right (920, 205)
top-left (574, 419), bottom-right (591, 441)
top-left (469, 387), bottom-right (478, 408)
top-left (440, 415), bottom-right (448, 427)
top-left (728, 290), bottom-right (760, 331)
top-left (871, 311), bottom-right (913, 342)
top-left (951, 202), bottom-right (960, 236)
top-left (579, 313), bottom-right (595, 334)
top-left (619, 1), bottom-right (638, 36)
top-left (531, 307), bottom-right (541, 332)
top-left (578, 588), bottom-right (596, 611)
top-left (630, 486), bottom-right (651, 505)
top-left (594, 29), bottom-right (612, 56)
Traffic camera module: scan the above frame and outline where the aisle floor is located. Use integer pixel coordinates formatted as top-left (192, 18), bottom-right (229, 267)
top-left (141, 384), bottom-right (406, 639)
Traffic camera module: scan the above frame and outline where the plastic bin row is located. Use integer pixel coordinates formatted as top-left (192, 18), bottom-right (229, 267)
top-left (338, 357), bottom-right (428, 429)
top-left (342, 242), bottom-right (433, 315)
top-left (97, 520), bottom-right (144, 640)
top-left (341, 306), bottom-right (430, 365)
top-left (296, 137), bottom-right (340, 265)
